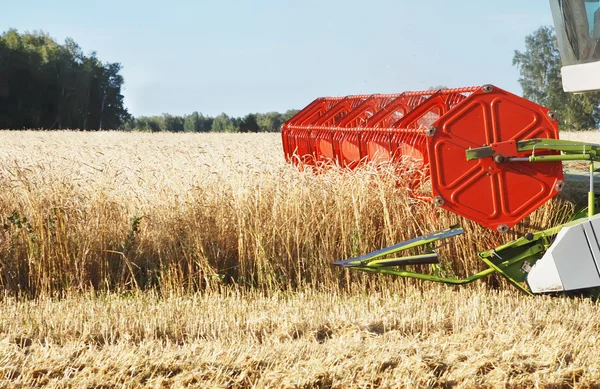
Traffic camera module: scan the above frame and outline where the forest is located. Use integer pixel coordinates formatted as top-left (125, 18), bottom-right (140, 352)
top-left (0, 29), bottom-right (296, 132)
top-left (0, 29), bottom-right (129, 130)
top-left (124, 110), bottom-right (299, 133)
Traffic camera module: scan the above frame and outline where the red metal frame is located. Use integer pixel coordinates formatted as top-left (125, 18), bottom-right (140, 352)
top-left (281, 85), bottom-right (564, 230)
top-left (427, 86), bottom-right (562, 231)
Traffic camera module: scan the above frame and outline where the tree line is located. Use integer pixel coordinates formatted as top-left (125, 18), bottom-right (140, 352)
top-left (124, 110), bottom-right (299, 132)
top-left (0, 29), bottom-right (130, 130)
top-left (0, 29), bottom-right (298, 132)
top-left (2, 27), bottom-right (598, 131)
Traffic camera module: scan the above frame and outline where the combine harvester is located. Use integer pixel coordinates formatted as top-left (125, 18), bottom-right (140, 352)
top-left (282, 0), bottom-right (600, 294)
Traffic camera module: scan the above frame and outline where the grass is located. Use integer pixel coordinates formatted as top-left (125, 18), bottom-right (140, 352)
top-left (0, 129), bottom-right (599, 387)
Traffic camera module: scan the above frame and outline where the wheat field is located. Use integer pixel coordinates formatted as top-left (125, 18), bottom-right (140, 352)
top-left (3, 286), bottom-right (600, 388)
top-left (0, 130), bottom-right (599, 388)
top-left (0, 131), bottom-right (583, 295)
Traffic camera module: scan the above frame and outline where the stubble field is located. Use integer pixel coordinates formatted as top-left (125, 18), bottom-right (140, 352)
top-left (0, 130), bottom-right (599, 388)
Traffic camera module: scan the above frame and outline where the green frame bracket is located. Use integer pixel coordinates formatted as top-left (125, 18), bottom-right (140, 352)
top-left (467, 138), bottom-right (599, 217)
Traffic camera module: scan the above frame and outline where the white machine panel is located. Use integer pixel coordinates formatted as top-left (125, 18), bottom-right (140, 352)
top-left (562, 61), bottom-right (600, 93)
top-left (588, 216), bottom-right (600, 271)
top-left (528, 214), bottom-right (600, 293)
top-left (527, 244), bottom-right (563, 293)
top-left (553, 223), bottom-right (600, 290)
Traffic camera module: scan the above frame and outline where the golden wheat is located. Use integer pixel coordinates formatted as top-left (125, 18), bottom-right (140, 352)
top-left (0, 130), bottom-right (600, 388)
top-left (0, 130), bottom-right (595, 295)
top-left (2, 286), bottom-right (600, 388)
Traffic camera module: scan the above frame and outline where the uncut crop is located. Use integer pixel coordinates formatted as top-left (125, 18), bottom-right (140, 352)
top-left (0, 130), bottom-right (593, 296)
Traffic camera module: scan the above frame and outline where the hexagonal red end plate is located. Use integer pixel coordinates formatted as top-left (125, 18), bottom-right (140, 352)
top-left (427, 85), bottom-right (563, 231)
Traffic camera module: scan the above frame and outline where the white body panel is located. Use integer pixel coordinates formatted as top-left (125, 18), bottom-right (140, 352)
top-left (528, 213), bottom-right (600, 293)
top-left (562, 61), bottom-right (600, 93)
top-left (527, 245), bottom-right (563, 293)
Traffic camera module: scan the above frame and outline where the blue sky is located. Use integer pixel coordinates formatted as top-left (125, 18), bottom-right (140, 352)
top-left (3, 0), bottom-right (553, 118)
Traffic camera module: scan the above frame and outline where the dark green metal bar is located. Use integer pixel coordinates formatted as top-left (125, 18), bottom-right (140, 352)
top-left (349, 266), bottom-right (497, 285)
top-left (365, 253), bottom-right (439, 268)
top-left (529, 154), bottom-right (592, 162)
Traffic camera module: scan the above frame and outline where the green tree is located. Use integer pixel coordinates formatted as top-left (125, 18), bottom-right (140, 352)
top-left (126, 111), bottom-right (295, 133)
top-left (131, 116), bottom-right (161, 132)
top-left (161, 113), bottom-right (184, 132)
top-left (184, 111), bottom-right (212, 132)
top-left (184, 111), bottom-right (200, 132)
top-left (96, 62), bottom-right (130, 130)
top-left (203, 115), bottom-right (214, 132)
top-left (211, 113), bottom-right (237, 132)
top-left (146, 117), bottom-right (161, 132)
top-left (513, 26), bottom-right (600, 130)
top-left (281, 109), bottom-right (300, 123)
top-left (240, 113), bottom-right (259, 133)
top-left (0, 29), bottom-right (130, 130)
top-left (257, 111), bottom-right (283, 132)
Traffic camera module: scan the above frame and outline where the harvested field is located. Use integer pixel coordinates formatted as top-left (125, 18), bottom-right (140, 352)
top-left (0, 130), bottom-right (599, 388)
top-left (3, 286), bottom-right (600, 388)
